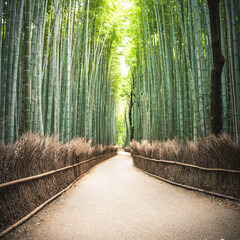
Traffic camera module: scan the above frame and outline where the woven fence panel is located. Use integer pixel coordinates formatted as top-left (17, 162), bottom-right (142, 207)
top-left (132, 155), bottom-right (240, 199)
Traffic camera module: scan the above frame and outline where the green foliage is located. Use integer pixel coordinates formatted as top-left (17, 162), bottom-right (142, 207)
top-left (123, 0), bottom-right (240, 143)
top-left (1, 0), bottom-right (239, 145)
top-left (0, 0), bottom-right (122, 145)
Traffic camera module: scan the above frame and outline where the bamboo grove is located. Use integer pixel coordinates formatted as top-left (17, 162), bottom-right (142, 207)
top-left (125, 0), bottom-right (240, 144)
top-left (0, 0), bottom-right (121, 145)
top-left (1, 0), bottom-right (240, 147)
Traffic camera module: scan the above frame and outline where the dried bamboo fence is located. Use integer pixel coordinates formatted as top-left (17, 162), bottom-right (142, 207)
top-left (124, 147), bottom-right (131, 152)
top-left (132, 154), bottom-right (240, 201)
top-left (130, 135), bottom-right (240, 201)
top-left (0, 148), bottom-right (117, 237)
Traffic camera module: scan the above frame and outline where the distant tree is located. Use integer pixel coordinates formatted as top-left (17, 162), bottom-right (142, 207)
top-left (129, 73), bottom-right (135, 141)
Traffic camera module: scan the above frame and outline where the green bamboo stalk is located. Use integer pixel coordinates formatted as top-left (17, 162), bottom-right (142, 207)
top-left (224, 0), bottom-right (238, 142)
top-left (160, 0), bottom-right (174, 139)
top-left (36, 0), bottom-right (46, 136)
top-left (9, 0), bottom-right (25, 143)
top-left (1, 1), bottom-right (11, 142)
top-left (220, 2), bottom-right (228, 134)
top-left (192, 0), bottom-right (208, 137)
top-left (24, 0), bottom-right (31, 132)
top-left (5, 0), bottom-right (17, 143)
top-left (230, 0), bottom-right (240, 142)
top-left (169, 0), bottom-right (183, 139)
top-left (31, 1), bottom-right (41, 132)
top-left (64, 0), bottom-right (72, 141)
top-left (0, 0), bottom-right (3, 110)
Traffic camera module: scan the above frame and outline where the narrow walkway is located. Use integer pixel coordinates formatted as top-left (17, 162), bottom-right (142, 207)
top-left (5, 151), bottom-right (240, 240)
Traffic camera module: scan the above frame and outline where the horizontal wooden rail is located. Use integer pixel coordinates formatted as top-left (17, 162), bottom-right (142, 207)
top-left (0, 170), bottom-right (90, 239)
top-left (134, 166), bottom-right (240, 202)
top-left (0, 152), bottom-right (117, 237)
top-left (132, 154), bottom-right (240, 174)
top-left (0, 155), bottom-right (105, 188)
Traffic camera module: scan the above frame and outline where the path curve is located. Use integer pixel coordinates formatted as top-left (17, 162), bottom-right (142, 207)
top-left (4, 151), bottom-right (240, 240)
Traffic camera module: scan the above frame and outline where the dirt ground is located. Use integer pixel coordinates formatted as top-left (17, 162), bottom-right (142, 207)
top-left (3, 150), bottom-right (240, 240)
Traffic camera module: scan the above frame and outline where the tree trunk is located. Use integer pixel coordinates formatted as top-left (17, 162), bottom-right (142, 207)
top-left (208, 0), bottom-right (225, 135)
top-left (129, 75), bottom-right (135, 141)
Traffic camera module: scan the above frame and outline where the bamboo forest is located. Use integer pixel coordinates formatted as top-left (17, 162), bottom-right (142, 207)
top-left (0, 0), bottom-right (239, 146)
top-left (1, 0), bottom-right (240, 238)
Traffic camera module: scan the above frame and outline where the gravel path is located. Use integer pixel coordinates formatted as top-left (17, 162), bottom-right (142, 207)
top-left (4, 150), bottom-right (240, 240)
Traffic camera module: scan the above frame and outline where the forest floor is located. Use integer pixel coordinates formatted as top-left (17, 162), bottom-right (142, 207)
top-left (3, 150), bottom-right (240, 240)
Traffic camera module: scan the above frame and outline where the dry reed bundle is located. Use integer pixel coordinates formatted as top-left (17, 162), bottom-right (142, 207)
top-left (130, 140), bottom-right (141, 155)
top-left (124, 147), bottom-right (131, 152)
top-left (131, 134), bottom-right (240, 170)
top-left (131, 134), bottom-right (240, 199)
top-left (0, 133), bottom-right (118, 232)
